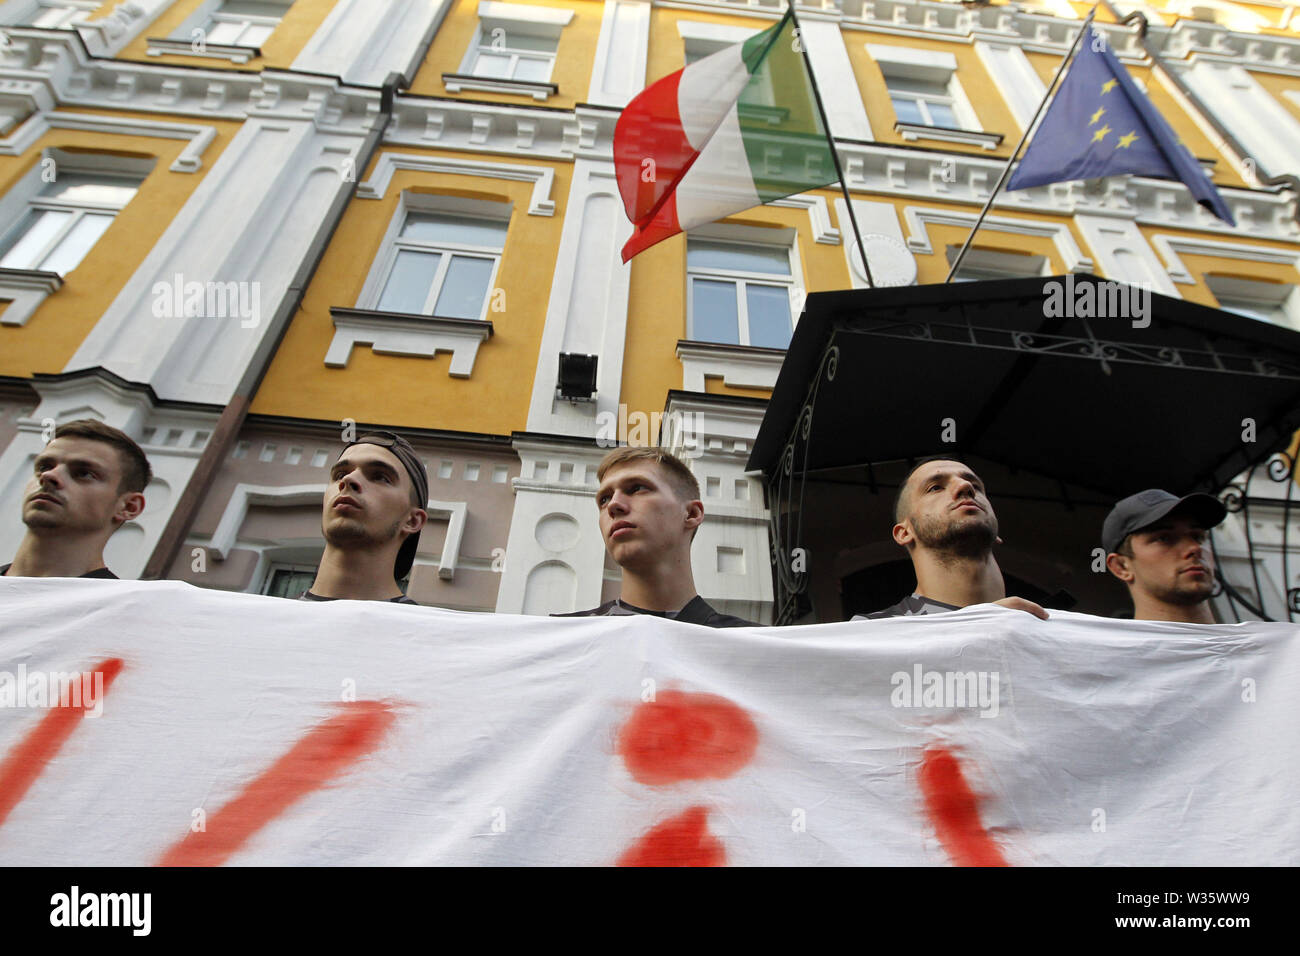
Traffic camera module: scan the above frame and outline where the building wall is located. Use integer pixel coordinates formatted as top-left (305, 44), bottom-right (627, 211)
top-left (0, 0), bottom-right (1297, 619)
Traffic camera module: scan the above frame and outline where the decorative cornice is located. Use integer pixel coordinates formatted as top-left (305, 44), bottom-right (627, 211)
top-left (0, 29), bottom-right (382, 134)
top-left (836, 141), bottom-right (1299, 242)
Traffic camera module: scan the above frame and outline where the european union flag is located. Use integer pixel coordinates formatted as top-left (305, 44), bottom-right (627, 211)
top-left (1007, 28), bottom-right (1235, 226)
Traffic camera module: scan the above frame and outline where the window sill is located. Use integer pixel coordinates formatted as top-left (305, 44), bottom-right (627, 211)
top-left (441, 73), bottom-right (558, 102)
top-left (894, 122), bottom-right (1003, 150)
top-left (676, 339), bottom-right (785, 393)
top-left (326, 307), bottom-right (494, 377)
top-left (0, 267), bottom-right (62, 327)
top-left (146, 37), bottom-right (261, 64)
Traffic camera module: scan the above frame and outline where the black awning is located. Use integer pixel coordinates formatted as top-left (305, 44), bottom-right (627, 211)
top-left (748, 275), bottom-right (1300, 498)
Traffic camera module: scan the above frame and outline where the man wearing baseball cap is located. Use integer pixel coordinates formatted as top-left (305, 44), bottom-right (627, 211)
top-left (1102, 489), bottom-right (1227, 623)
top-left (301, 430), bottom-right (428, 604)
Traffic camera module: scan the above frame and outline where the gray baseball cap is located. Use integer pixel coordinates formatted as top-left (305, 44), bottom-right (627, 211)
top-left (1102, 489), bottom-right (1226, 554)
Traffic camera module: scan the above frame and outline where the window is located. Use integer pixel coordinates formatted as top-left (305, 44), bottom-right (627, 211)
top-left (1206, 275), bottom-right (1299, 327)
top-left (201, 0), bottom-right (289, 48)
top-left (867, 45), bottom-right (986, 142)
top-left (446, 2), bottom-right (573, 98)
top-left (945, 247), bottom-right (1050, 283)
top-left (687, 238), bottom-right (798, 349)
top-left (372, 211), bottom-right (507, 321)
top-left (262, 563), bottom-right (318, 599)
top-left (887, 77), bottom-right (959, 130)
top-left (28, 1), bottom-right (98, 28)
top-left (0, 161), bottom-right (144, 276)
top-left (471, 27), bottom-right (558, 83)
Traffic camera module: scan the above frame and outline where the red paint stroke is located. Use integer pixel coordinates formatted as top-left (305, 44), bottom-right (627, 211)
top-left (158, 700), bottom-right (396, 867)
top-left (617, 689), bottom-right (758, 786)
top-left (617, 805), bottom-right (724, 867)
top-left (0, 657), bottom-right (124, 828)
top-left (918, 746), bottom-right (1009, 867)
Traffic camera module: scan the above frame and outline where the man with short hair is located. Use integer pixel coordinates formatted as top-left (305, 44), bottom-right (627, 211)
top-left (1102, 489), bottom-right (1226, 624)
top-left (555, 446), bottom-right (754, 627)
top-left (854, 457), bottom-right (1048, 619)
top-left (301, 430), bottom-right (428, 604)
top-left (2, 419), bottom-right (150, 579)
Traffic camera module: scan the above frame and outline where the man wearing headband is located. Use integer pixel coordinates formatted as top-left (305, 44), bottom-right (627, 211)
top-left (301, 430), bottom-right (428, 604)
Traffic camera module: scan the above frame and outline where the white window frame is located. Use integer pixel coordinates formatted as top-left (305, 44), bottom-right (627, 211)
top-left (261, 561), bottom-right (320, 598)
top-left (0, 148), bottom-right (149, 278)
top-left (204, 10), bottom-right (280, 48)
top-left (469, 25), bottom-right (558, 82)
top-left (945, 246), bottom-right (1051, 283)
top-left (359, 194), bottom-right (511, 323)
top-left (1206, 274), bottom-right (1300, 330)
top-left (447, 1), bottom-right (573, 98)
top-left (867, 45), bottom-right (985, 140)
top-left (686, 226), bottom-right (803, 350)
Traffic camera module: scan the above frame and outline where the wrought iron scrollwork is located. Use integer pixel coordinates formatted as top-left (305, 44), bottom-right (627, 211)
top-left (768, 342), bottom-right (839, 625)
top-left (1212, 449), bottom-right (1298, 623)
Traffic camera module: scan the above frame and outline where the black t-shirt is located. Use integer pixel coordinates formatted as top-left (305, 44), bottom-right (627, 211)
top-left (0, 563), bottom-right (117, 579)
top-left (554, 595), bottom-right (755, 628)
top-left (852, 593), bottom-right (960, 620)
top-left (299, 590), bottom-right (419, 605)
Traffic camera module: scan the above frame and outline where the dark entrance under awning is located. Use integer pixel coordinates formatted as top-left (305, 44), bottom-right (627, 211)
top-left (747, 275), bottom-right (1300, 624)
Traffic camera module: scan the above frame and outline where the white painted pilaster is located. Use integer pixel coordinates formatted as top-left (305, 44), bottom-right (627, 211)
top-left (525, 158), bottom-right (634, 436)
top-left (587, 0), bottom-right (650, 108)
top-left (66, 115), bottom-right (373, 405)
top-left (974, 39), bottom-right (1046, 133)
top-left (494, 439), bottom-right (608, 615)
top-left (292, 0), bottom-right (452, 86)
top-left (793, 13), bottom-right (873, 141)
top-left (662, 395), bottom-right (771, 625)
top-left (1073, 214), bottom-right (1180, 295)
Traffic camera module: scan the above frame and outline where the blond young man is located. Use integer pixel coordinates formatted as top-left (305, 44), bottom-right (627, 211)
top-left (555, 446), bottom-right (754, 627)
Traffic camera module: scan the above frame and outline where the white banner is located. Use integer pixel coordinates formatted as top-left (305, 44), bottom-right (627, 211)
top-left (1, 578), bottom-right (1296, 866)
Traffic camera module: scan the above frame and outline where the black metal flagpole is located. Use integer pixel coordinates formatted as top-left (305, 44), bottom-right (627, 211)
top-left (945, 4), bottom-right (1098, 282)
top-left (786, 1), bottom-right (875, 288)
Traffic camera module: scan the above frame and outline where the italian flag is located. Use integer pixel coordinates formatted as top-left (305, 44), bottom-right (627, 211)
top-left (614, 10), bottom-right (836, 262)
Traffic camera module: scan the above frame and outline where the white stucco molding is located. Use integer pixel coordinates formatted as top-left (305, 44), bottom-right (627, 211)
top-left (903, 206), bottom-right (1095, 273)
top-left (676, 340), bottom-right (784, 393)
top-left (0, 110), bottom-right (217, 172)
top-left (356, 152), bottom-right (556, 215)
top-left (1151, 233), bottom-right (1300, 285)
top-left (0, 267), bottom-right (61, 327)
top-left (769, 193), bottom-right (840, 244)
top-left (209, 482), bottom-right (468, 579)
top-left (325, 309), bottom-right (493, 377)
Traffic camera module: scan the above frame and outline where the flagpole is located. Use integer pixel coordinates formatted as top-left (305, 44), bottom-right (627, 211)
top-left (945, 4), bottom-right (1098, 282)
top-left (786, 1), bottom-right (875, 288)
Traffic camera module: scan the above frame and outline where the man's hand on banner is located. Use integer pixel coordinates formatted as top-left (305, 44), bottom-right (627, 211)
top-left (993, 596), bottom-right (1049, 619)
